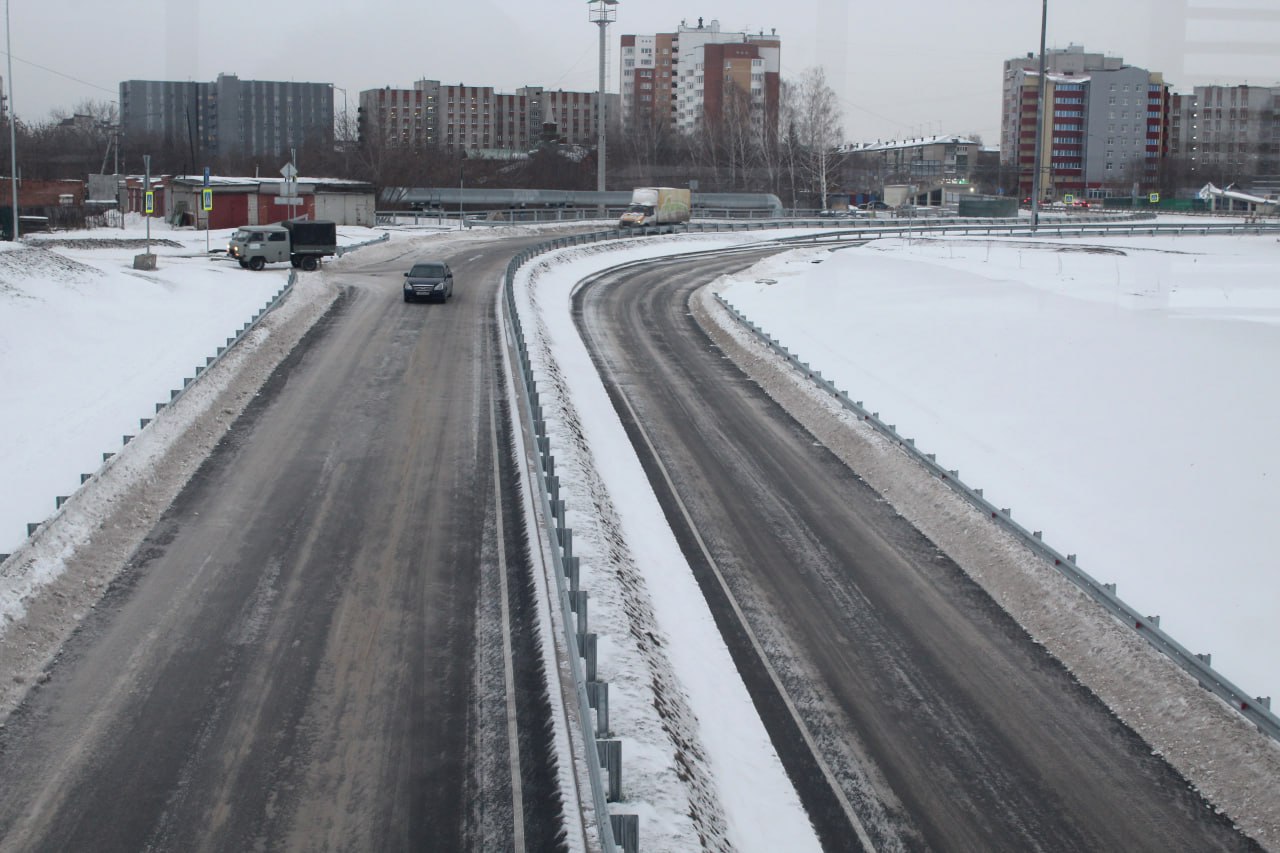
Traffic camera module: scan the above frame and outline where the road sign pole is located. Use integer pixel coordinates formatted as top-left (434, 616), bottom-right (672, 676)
top-left (144, 155), bottom-right (151, 253)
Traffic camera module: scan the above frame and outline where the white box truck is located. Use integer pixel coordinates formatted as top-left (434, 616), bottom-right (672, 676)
top-left (618, 187), bottom-right (691, 229)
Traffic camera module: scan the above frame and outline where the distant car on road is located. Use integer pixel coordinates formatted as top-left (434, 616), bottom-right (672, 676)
top-left (858, 200), bottom-right (890, 210)
top-left (403, 261), bottom-right (454, 303)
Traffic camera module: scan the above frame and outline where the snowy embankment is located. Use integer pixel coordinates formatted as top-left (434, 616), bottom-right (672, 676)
top-left (717, 234), bottom-right (1279, 701)
top-left (705, 233), bottom-right (1280, 847)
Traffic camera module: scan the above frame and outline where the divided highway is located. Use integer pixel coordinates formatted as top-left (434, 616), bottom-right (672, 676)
top-left (0, 237), bottom-right (560, 851)
top-left (573, 249), bottom-right (1258, 851)
top-left (0, 229), bottom-right (1263, 851)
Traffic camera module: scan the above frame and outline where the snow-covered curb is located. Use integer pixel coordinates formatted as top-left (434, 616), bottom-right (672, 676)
top-left (695, 270), bottom-right (1280, 849)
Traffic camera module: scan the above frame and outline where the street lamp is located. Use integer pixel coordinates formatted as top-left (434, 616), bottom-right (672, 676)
top-left (458, 149), bottom-right (467, 230)
top-left (1031, 0), bottom-right (1048, 230)
top-left (588, 0), bottom-right (618, 217)
top-left (331, 84), bottom-right (349, 175)
top-left (6, 0), bottom-right (17, 241)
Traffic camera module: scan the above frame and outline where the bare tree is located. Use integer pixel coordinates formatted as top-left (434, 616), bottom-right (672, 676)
top-left (791, 67), bottom-right (843, 210)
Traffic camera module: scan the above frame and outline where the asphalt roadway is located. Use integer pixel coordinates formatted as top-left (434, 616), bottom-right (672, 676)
top-left (0, 230), bottom-right (1262, 852)
top-left (573, 248), bottom-right (1259, 852)
top-left (0, 235), bottom-right (562, 852)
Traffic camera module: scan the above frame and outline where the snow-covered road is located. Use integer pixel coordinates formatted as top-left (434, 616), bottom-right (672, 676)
top-left (2, 219), bottom-right (1278, 849)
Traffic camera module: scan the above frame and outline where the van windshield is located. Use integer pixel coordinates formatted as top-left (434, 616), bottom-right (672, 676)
top-left (410, 263), bottom-right (447, 278)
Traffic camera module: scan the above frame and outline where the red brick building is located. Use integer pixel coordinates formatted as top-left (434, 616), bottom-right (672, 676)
top-left (621, 19), bottom-right (781, 135)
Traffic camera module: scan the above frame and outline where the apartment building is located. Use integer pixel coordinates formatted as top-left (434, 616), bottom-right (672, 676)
top-left (358, 79), bottom-right (608, 155)
top-left (1001, 46), bottom-right (1168, 199)
top-left (620, 18), bottom-right (780, 134)
top-left (1170, 84), bottom-right (1280, 183)
top-left (120, 74), bottom-right (333, 160)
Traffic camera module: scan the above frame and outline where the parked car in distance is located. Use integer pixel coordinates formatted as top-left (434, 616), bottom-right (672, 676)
top-left (858, 200), bottom-right (890, 210)
top-left (403, 261), bottom-right (454, 303)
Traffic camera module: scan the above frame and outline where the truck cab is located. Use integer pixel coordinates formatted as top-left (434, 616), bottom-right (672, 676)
top-left (228, 226), bottom-right (290, 270)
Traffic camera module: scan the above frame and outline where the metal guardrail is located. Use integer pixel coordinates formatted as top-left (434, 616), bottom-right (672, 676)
top-left (376, 208), bottom-right (786, 227)
top-left (713, 293), bottom-right (1280, 743)
top-left (502, 230), bottom-right (648, 853)
top-left (334, 231), bottom-right (390, 255)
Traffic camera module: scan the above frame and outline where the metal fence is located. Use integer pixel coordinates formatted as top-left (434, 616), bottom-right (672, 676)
top-left (502, 230), bottom-right (651, 853)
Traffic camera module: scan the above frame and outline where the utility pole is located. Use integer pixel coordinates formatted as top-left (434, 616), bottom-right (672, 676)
top-left (589, 0), bottom-right (618, 218)
top-left (1031, 0), bottom-right (1048, 231)
top-left (6, 0), bottom-right (18, 241)
top-left (459, 149), bottom-right (466, 230)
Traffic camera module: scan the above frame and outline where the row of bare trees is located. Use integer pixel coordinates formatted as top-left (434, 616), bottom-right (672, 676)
top-left (3, 68), bottom-right (847, 208)
top-left (610, 67), bottom-right (844, 209)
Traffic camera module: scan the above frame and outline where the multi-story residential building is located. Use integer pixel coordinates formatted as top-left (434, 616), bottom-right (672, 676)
top-left (620, 18), bottom-right (780, 134)
top-left (1001, 46), bottom-right (1168, 200)
top-left (358, 80), bottom-right (608, 155)
top-left (1170, 85), bottom-right (1280, 184)
top-left (120, 74), bottom-right (333, 161)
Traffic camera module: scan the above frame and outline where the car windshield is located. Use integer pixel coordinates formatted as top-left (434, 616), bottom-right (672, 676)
top-left (409, 263), bottom-right (447, 278)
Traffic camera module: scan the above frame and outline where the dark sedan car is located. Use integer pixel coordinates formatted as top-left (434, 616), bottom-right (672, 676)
top-left (403, 261), bottom-right (455, 303)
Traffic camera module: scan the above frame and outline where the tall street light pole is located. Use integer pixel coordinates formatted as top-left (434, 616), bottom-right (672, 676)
top-left (331, 84), bottom-right (349, 174)
top-left (589, 0), bottom-right (617, 218)
top-left (6, 0), bottom-right (18, 241)
top-left (1031, 0), bottom-right (1048, 231)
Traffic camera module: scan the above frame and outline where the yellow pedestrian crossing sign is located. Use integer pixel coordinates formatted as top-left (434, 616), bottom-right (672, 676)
top-left (202, 188), bottom-right (213, 211)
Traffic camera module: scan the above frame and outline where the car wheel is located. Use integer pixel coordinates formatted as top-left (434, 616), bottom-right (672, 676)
top-left (301, 255), bottom-right (318, 272)
top-left (249, 257), bottom-right (265, 271)
top-left (238, 259), bottom-right (249, 269)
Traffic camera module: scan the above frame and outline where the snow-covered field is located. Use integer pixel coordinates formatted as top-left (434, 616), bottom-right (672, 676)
top-left (2, 218), bottom-right (1278, 849)
top-left (718, 233), bottom-right (1280, 701)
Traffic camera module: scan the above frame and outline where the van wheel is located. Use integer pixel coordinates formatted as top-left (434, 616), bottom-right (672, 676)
top-left (249, 257), bottom-right (265, 271)
top-left (301, 255), bottom-right (318, 271)
top-left (238, 259), bottom-right (249, 269)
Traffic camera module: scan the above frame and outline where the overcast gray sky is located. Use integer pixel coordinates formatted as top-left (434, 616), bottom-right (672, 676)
top-left (6, 0), bottom-right (1279, 144)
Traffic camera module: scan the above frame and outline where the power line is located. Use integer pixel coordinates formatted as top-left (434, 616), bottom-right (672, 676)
top-left (0, 49), bottom-right (118, 101)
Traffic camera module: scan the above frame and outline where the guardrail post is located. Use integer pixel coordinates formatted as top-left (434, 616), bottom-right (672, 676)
top-left (570, 590), bottom-right (589, 634)
top-left (587, 681), bottom-right (610, 734)
top-left (566, 555), bottom-right (580, 593)
top-left (596, 739), bottom-right (622, 801)
top-left (579, 632), bottom-right (597, 681)
top-left (610, 814), bottom-right (639, 853)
